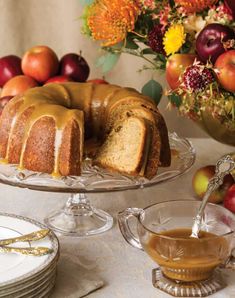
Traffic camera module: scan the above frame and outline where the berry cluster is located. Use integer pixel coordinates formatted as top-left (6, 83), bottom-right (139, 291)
top-left (147, 25), bottom-right (166, 55)
top-left (183, 65), bottom-right (215, 93)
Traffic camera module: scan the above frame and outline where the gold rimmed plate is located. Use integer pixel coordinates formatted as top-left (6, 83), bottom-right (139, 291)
top-left (2, 268), bottom-right (56, 298)
top-left (0, 260), bottom-right (57, 297)
top-left (0, 213), bottom-right (59, 290)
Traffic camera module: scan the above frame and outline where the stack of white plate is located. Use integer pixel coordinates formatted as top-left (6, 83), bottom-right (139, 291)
top-left (0, 212), bottom-right (59, 298)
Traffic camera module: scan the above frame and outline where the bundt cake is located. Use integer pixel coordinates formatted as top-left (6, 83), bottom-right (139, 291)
top-left (0, 82), bottom-right (171, 178)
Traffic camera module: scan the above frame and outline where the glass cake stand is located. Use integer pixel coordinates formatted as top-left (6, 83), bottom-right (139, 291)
top-left (0, 133), bottom-right (195, 237)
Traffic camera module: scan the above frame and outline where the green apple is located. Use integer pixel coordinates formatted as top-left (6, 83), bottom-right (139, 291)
top-left (192, 165), bottom-right (234, 203)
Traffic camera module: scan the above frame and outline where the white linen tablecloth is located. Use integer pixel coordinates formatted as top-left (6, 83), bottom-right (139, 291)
top-left (0, 138), bottom-right (234, 298)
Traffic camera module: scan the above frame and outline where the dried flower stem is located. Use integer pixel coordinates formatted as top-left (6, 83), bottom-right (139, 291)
top-left (105, 46), bottom-right (159, 68)
top-left (130, 31), bottom-right (147, 39)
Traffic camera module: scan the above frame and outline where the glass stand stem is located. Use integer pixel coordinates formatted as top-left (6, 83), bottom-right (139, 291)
top-left (44, 193), bottom-right (113, 237)
top-left (65, 194), bottom-right (93, 216)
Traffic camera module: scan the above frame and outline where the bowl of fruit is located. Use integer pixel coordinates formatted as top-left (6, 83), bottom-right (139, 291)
top-left (0, 45), bottom-right (95, 114)
top-left (81, 0), bottom-right (235, 147)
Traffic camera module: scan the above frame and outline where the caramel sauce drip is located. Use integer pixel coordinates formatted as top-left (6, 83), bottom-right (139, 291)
top-left (15, 84), bottom-right (83, 176)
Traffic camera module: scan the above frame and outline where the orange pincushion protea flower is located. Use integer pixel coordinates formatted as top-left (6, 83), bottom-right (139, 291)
top-left (87, 0), bottom-right (140, 46)
top-left (175, 0), bottom-right (218, 13)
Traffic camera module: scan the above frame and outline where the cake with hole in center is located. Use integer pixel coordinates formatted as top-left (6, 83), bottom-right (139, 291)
top-left (0, 82), bottom-right (171, 178)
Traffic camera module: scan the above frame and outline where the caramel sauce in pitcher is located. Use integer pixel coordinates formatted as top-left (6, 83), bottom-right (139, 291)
top-left (144, 228), bottom-right (229, 281)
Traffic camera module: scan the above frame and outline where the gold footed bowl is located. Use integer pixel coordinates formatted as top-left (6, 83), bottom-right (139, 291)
top-left (196, 112), bottom-right (235, 177)
top-left (199, 112), bottom-right (235, 147)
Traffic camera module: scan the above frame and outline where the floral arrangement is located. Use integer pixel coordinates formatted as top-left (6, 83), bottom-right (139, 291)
top-left (81, 0), bottom-right (235, 133)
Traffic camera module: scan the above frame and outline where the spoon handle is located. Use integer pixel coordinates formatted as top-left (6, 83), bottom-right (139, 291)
top-left (0, 229), bottom-right (50, 246)
top-left (191, 155), bottom-right (235, 238)
top-left (0, 246), bottom-right (53, 256)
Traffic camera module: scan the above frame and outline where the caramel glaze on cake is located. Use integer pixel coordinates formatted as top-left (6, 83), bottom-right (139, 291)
top-left (0, 82), bottom-right (171, 179)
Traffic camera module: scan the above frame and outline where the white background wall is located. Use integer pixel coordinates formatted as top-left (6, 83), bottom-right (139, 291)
top-left (0, 0), bottom-right (208, 138)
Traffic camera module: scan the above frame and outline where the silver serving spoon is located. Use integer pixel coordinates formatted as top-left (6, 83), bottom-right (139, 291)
top-left (191, 155), bottom-right (235, 238)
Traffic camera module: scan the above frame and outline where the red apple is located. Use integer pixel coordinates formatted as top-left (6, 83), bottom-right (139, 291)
top-left (196, 23), bottom-right (235, 64)
top-left (59, 53), bottom-right (90, 82)
top-left (1, 75), bottom-right (39, 97)
top-left (215, 50), bottom-right (235, 92)
top-left (0, 96), bottom-right (14, 115)
top-left (225, 0), bottom-right (235, 19)
top-left (166, 54), bottom-right (197, 90)
top-left (0, 55), bottom-right (22, 87)
top-left (22, 45), bottom-right (59, 83)
top-left (224, 184), bottom-right (235, 213)
top-left (87, 78), bottom-right (109, 84)
top-left (45, 75), bottom-right (73, 84)
top-left (192, 165), bottom-right (234, 203)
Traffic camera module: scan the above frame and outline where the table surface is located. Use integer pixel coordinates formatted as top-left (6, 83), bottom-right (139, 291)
top-left (0, 138), bottom-right (234, 298)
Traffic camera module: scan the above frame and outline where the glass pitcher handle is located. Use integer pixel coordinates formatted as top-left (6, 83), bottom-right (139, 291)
top-left (118, 207), bottom-right (144, 250)
top-left (225, 249), bottom-right (235, 270)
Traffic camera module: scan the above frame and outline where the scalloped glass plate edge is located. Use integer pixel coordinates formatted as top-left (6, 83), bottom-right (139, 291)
top-left (0, 132), bottom-right (196, 193)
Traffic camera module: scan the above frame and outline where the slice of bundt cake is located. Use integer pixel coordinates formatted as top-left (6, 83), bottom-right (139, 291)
top-left (103, 101), bottom-right (171, 170)
top-left (94, 116), bottom-right (153, 176)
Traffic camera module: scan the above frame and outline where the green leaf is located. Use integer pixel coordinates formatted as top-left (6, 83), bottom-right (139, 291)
top-left (157, 54), bottom-right (167, 62)
top-left (80, 6), bottom-right (92, 36)
top-left (108, 42), bottom-right (124, 50)
top-left (125, 38), bottom-right (139, 50)
top-left (80, 0), bottom-right (94, 6)
top-left (96, 55), bottom-right (106, 67)
top-left (180, 40), bottom-right (191, 54)
top-left (168, 93), bottom-right (182, 107)
top-left (96, 52), bottom-right (120, 73)
top-left (169, 0), bottom-right (175, 8)
top-left (141, 48), bottom-right (156, 55)
top-left (141, 80), bottom-right (163, 105)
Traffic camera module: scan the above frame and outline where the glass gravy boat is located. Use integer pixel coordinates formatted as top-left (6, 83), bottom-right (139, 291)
top-left (118, 200), bottom-right (235, 297)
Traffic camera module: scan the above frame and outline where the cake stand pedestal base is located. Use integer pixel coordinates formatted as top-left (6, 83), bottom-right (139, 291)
top-left (0, 133), bottom-right (195, 237)
top-left (44, 193), bottom-right (113, 237)
top-left (152, 268), bottom-right (226, 297)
